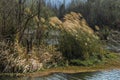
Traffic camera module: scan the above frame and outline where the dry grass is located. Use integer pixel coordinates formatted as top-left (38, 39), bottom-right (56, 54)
top-left (1, 54), bottom-right (119, 77)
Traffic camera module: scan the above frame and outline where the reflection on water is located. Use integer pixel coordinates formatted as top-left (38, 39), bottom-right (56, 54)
top-left (0, 70), bottom-right (120, 80)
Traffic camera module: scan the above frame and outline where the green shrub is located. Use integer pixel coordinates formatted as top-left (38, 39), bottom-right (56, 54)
top-left (70, 59), bottom-right (101, 66)
top-left (59, 28), bottom-right (105, 61)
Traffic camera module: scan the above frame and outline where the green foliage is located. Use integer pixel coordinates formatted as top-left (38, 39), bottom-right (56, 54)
top-left (104, 53), bottom-right (118, 59)
top-left (70, 59), bottom-right (101, 66)
top-left (70, 59), bottom-right (92, 66)
top-left (59, 28), bottom-right (105, 61)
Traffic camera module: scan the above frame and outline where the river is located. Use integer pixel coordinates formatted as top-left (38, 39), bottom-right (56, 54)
top-left (0, 70), bottom-right (120, 80)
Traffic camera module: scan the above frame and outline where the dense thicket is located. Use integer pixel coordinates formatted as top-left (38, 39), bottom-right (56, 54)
top-left (0, 0), bottom-right (55, 53)
top-left (0, 0), bottom-right (58, 72)
top-left (1, 0), bottom-right (119, 43)
top-left (49, 0), bottom-right (120, 30)
top-left (0, 0), bottom-right (118, 72)
top-left (70, 0), bottom-right (120, 30)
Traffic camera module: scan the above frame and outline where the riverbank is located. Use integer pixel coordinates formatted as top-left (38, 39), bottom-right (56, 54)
top-left (26, 59), bottom-right (120, 77)
top-left (0, 55), bottom-right (120, 78)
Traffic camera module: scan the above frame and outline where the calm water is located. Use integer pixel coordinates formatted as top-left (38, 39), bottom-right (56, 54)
top-left (0, 70), bottom-right (120, 80)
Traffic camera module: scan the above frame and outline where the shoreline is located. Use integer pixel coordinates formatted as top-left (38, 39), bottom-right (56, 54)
top-left (26, 66), bottom-right (120, 78)
top-left (0, 66), bottom-right (120, 78)
top-left (0, 57), bottom-right (120, 78)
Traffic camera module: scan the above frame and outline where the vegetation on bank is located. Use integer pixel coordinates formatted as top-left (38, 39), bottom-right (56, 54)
top-left (0, 53), bottom-right (120, 77)
top-left (0, 0), bottom-right (119, 74)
